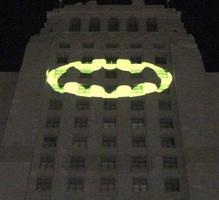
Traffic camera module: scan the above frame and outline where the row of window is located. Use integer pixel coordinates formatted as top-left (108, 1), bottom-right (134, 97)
top-left (40, 155), bottom-right (178, 169)
top-left (69, 17), bottom-right (158, 32)
top-left (36, 176), bottom-right (180, 192)
top-left (46, 117), bottom-right (173, 128)
top-left (49, 99), bottom-right (171, 111)
top-left (42, 135), bottom-right (176, 148)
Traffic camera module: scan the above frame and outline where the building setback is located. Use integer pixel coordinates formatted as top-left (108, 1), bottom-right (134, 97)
top-left (0, 1), bottom-right (218, 200)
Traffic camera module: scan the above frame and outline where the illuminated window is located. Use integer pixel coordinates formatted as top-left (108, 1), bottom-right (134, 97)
top-left (49, 99), bottom-right (62, 110)
top-left (70, 156), bottom-right (85, 169)
top-left (161, 137), bottom-right (175, 148)
top-left (82, 42), bottom-right (94, 48)
top-left (127, 17), bottom-right (138, 32)
top-left (68, 177), bottom-right (84, 191)
top-left (131, 101), bottom-right (144, 110)
top-left (43, 136), bottom-right (57, 147)
top-left (130, 43), bottom-right (142, 48)
top-left (57, 56), bottom-right (68, 64)
top-left (160, 118), bottom-right (173, 128)
top-left (59, 42), bottom-right (70, 48)
top-left (36, 176), bottom-right (52, 191)
top-left (76, 100), bottom-right (90, 110)
top-left (104, 100), bottom-right (117, 110)
top-left (146, 18), bottom-right (158, 32)
top-left (39, 155), bottom-right (55, 168)
top-left (106, 43), bottom-right (119, 48)
top-left (132, 136), bottom-right (146, 147)
top-left (108, 18), bottom-right (119, 32)
top-left (105, 70), bottom-right (117, 79)
top-left (74, 118), bottom-right (88, 128)
top-left (163, 156), bottom-right (178, 169)
top-left (133, 178), bottom-right (147, 192)
top-left (103, 118), bottom-right (116, 128)
top-left (72, 137), bottom-right (87, 147)
top-left (102, 136), bottom-right (116, 148)
top-left (164, 177), bottom-right (180, 192)
top-left (131, 156), bottom-right (147, 169)
top-left (46, 117), bottom-right (60, 128)
top-left (159, 100), bottom-right (171, 110)
top-left (69, 17), bottom-right (81, 32)
top-left (81, 56), bottom-right (93, 63)
top-left (130, 56), bottom-right (142, 64)
top-left (100, 177), bottom-right (116, 192)
top-left (155, 56), bottom-right (167, 64)
top-left (89, 17), bottom-right (100, 32)
top-left (131, 118), bottom-right (145, 128)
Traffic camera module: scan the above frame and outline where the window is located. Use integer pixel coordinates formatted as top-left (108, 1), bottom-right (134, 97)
top-left (133, 178), bottom-right (147, 192)
top-left (163, 156), bottom-right (178, 169)
top-left (36, 176), bottom-right (52, 191)
top-left (76, 100), bottom-right (90, 110)
top-left (81, 56), bottom-right (93, 63)
top-left (161, 137), bottom-right (175, 148)
top-left (72, 137), bottom-right (87, 147)
top-left (108, 18), bottom-right (119, 32)
top-left (59, 42), bottom-right (70, 48)
top-left (153, 42), bottom-right (166, 49)
top-left (100, 177), bottom-right (116, 192)
top-left (82, 42), bottom-right (94, 48)
top-left (131, 118), bottom-right (145, 128)
top-left (39, 155), bottom-right (55, 168)
top-left (102, 136), bottom-right (116, 148)
top-left (43, 136), bottom-right (57, 147)
top-left (105, 70), bottom-right (117, 79)
top-left (49, 99), bottom-right (62, 110)
top-left (130, 56), bottom-right (142, 64)
top-left (106, 56), bottom-right (117, 64)
top-left (75, 118), bottom-right (88, 128)
top-left (146, 18), bottom-right (158, 32)
top-left (70, 156), bottom-right (85, 169)
top-left (155, 56), bottom-right (167, 64)
top-left (103, 118), bottom-right (116, 128)
top-left (132, 136), bottom-right (146, 147)
top-left (164, 177), bottom-right (180, 192)
top-left (104, 100), bottom-right (117, 110)
top-left (131, 101), bottom-right (144, 111)
top-left (89, 17), bottom-right (100, 32)
top-left (130, 43), bottom-right (142, 48)
top-left (57, 56), bottom-right (68, 64)
top-left (101, 157), bottom-right (117, 169)
top-left (46, 117), bottom-right (60, 128)
top-left (127, 18), bottom-right (138, 32)
top-left (131, 156), bottom-right (147, 169)
top-left (69, 17), bottom-right (81, 32)
top-left (68, 177), bottom-right (84, 191)
top-left (159, 100), bottom-right (171, 110)
top-left (106, 43), bottom-right (119, 48)
top-left (160, 118), bottom-right (173, 128)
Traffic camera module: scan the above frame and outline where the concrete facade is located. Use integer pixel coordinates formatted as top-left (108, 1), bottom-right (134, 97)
top-left (0, 1), bottom-right (218, 200)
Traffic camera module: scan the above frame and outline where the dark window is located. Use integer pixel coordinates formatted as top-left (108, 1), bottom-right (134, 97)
top-left (105, 70), bottom-right (117, 79)
top-left (133, 178), bottom-right (147, 192)
top-left (131, 156), bottom-right (147, 169)
top-left (100, 177), bottom-right (116, 192)
top-left (102, 136), bottom-right (116, 148)
top-left (106, 43), bottom-right (119, 48)
top-left (39, 155), bottom-right (55, 168)
top-left (81, 56), bottom-right (93, 63)
top-left (131, 101), bottom-right (144, 110)
top-left (155, 56), bottom-right (167, 64)
top-left (131, 118), bottom-right (145, 128)
top-left (36, 176), bottom-right (52, 191)
top-left (101, 157), bottom-right (117, 169)
top-left (46, 117), bottom-right (60, 128)
top-left (104, 100), bottom-right (117, 110)
top-left (153, 43), bottom-right (165, 49)
top-left (130, 43), bottom-right (142, 48)
top-left (159, 100), bottom-right (171, 110)
top-left (160, 118), bottom-right (173, 128)
top-left (72, 137), bottom-right (87, 147)
top-left (49, 99), bottom-right (62, 110)
top-left (146, 18), bottom-right (158, 32)
top-left (75, 118), bottom-right (88, 128)
top-left (68, 177), bottom-right (84, 191)
top-left (161, 137), bottom-right (175, 148)
top-left (164, 178), bottom-right (180, 192)
top-left (76, 100), bottom-right (90, 110)
top-left (70, 156), bottom-right (85, 169)
top-left (106, 57), bottom-right (117, 64)
top-left (163, 156), bottom-right (178, 169)
top-left (59, 43), bottom-right (70, 48)
top-left (43, 136), bottom-right (57, 147)
top-left (57, 56), bottom-right (68, 64)
top-left (132, 137), bottom-right (146, 147)
top-left (103, 118), bottom-right (116, 128)
top-left (127, 18), bottom-right (138, 32)
top-left (70, 17), bottom-right (81, 32)
top-left (89, 17), bottom-right (100, 32)
top-left (82, 42), bottom-right (94, 48)
top-left (130, 56), bottom-right (142, 64)
top-left (108, 18), bottom-right (119, 32)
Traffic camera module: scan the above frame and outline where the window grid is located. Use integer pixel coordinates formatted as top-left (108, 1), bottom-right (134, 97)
top-left (43, 136), bottom-right (57, 148)
top-left (70, 156), bottom-right (85, 169)
top-left (68, 177), bottom-right (84, 191)
top-left (164, 177), bottom-right (180, 192)
top-left (163, 156), bottom-right (178, 169)
top-left (46, 118), bottom-right (60, 128)
top-left (131, 118), bottom-right (145, 128)
top-left (39, 155), bottom-right (55, 168)
top-left (132, 136), bottom-right (146, 147)
top-left (72, 137), bottom-right (87, 148)
top-left (160, 118), bottom-right (173, 128)
top-left (75, 118), bottom-right (88, 128)
top-left (103, 118), bottom-right (116, 128)
top-left (133, 178), bottom-right (147, 192)
top-left (101, 157), bottom-right (117, 169)
top-left (161, 137), bottom-right (175, 148)
top-left (76, 100), bottom-right (90, 110)
top-left (100, 177), bottom-right (116, 192)
top-left (102, 136), bottom-right (116, 148)
top-left (104, 100), bottom-right (117, 110)
top-left (131, 101), bottom-right (144, 111)
top-left (131, 156), bottom-right (147, 169)
top-left (36, 176), bottom-right (52, 191)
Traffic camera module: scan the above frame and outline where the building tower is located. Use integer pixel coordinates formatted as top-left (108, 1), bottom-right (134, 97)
top-left (0, 1), bottom-right (219, 200)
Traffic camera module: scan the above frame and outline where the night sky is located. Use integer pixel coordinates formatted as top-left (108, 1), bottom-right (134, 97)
top-left (0, 0), bottom-right (218, 72)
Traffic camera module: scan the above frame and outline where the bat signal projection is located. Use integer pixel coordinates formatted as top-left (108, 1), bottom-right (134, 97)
top-left (46, 59), bottom-right (172, 98)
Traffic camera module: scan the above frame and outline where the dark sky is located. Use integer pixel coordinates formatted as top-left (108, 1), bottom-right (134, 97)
top-left (0, 0), bottom-right (218, 72)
